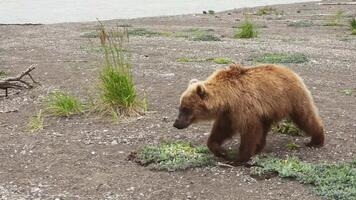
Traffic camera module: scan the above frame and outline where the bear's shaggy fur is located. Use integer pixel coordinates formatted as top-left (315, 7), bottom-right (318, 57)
top-left (173, 64), bottom-right (325, 163)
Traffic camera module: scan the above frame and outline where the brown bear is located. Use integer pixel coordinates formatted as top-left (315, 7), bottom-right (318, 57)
top-left (173, 64), bottom-right (324, 163)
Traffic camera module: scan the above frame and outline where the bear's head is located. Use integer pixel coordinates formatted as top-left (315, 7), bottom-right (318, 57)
top-left (173, 79), bottom-right (214, 129)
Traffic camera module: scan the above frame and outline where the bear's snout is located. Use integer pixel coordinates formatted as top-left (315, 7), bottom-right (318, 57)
top-left (173, 119), bottom-right (189, 129)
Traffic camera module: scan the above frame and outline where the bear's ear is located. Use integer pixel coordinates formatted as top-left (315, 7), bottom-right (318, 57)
top-left (196, 83), bottom-right (207, 99)
top-left (189, 79), bottom-right (199, 85)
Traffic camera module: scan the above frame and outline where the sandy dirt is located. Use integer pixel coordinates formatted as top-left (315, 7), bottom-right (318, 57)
top-left (0, 1), bottom-right (355, 199)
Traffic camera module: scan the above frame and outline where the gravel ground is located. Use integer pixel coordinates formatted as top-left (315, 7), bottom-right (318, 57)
top-left (0, 1), bottom-right (355, 199)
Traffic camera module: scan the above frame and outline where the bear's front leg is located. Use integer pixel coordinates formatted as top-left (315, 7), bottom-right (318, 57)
top-left (207, 114), bottom-right (234, 159)
top-left (235, 123), bottom-right (263, 164)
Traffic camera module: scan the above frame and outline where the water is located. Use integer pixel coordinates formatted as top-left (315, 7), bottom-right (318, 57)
top-left (0, 0), bottom-right (318, 24)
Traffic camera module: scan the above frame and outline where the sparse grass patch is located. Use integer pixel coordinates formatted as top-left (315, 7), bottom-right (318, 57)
top-left (191, 30), bottom-right (221, 41)
top-left (212, 57), bottom-right (234, 64)
top-left (339, 89), bottom-right (356, 96)
top-left (28, 110), bottom-right (44, 133)
top-left (253, 53), bottom-right (308, 64)
top-left (98, 24), bottom-right (145, 116)
top-left (0, 70), bottom-right (6, 78)
top-left (234, 20), bottom-right (258, 39)
top-left (132, 141), bottom-right (216, 171)
top-left (287, 20), bottom-right (314, 27)
top-left (176, 57), bottom-right (207, 62)
top-left (251, 155), bottom-right (356, 200)
top-left (257, 7), bottom-right (282, 16)
top-left (325, 10), bottom-right (344, 26)
top-left (177, 57), bottom-right (234, 64)
top-left (286, 142), bottom-right (300, 150)
top-left (128, 28), bottom-right (162, 37)
top-left (81, 31), bottom-right (100, 38)
top-left (208, 10), bottom-right (215, 15)
top-left (272, 120), bottom-right (302, 136)
top-left (46, 91), bottom-right (83, 117)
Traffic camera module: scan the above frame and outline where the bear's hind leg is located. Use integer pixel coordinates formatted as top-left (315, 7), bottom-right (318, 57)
top-left (207, 114), bottom-right (234, 159)
top-left (291, 106), bottom-right (324, 147)
top-left (236, 122), bottom-right (263, 163)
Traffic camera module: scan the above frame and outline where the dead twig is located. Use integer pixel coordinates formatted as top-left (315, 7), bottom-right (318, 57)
top-left (0, 65), bottom-right (39, 97)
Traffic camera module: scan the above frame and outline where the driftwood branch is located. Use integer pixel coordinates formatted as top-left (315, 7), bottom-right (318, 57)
top-left (318, 2), bottom-right (356, 5)
top-left (0, 65), bottom-right (39, 97)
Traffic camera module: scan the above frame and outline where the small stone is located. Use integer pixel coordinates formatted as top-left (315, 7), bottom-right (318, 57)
top-left (111, 140), bottom-right (118, 145)
top-left (91, 151), bottom-right (96, 155)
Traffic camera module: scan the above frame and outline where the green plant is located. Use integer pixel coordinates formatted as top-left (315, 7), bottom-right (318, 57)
top-left (286, 142), bottom-right (300, 150)
top-left (133, 141), bottom-right (216, 171)
top-left (81, 31), bottom-right (100, 38)
top-left (208, 10), bottom-right (215, 15)
top-left (253, 53), bottom-right (308, 64)
top-left (128, 28), bottom-right (162, 37)
top-left (234, 21), bottom-right (258, 39)
top-left (177, 57), bottom-right (234, 64)
top-left (287, 20), bottom-right (314, 27)
top-left (212, 57), bottom-right (234, 64)
top-left (191, 30), bottom-right (221, 41)
top-left (98, 24), bottom-right (144, 116)
top-left (0, 70), bottom-right (6, 78)
top-left (350, 18), bottom-right (356, 35)
top-left (251, 155), bottom-right (356, 200)
top-left (46, 91), bottom-right (83, 117)
top-left (257, 7), bottom-right (281, 16)
top-left (28, 110), bottom-right (44, 133)
top-left (176, 57), bottom-right (206, 62)
top-left (325, 10), bottom-right (344, 26)
top-left (272, 120), bottom-right (302, 136)
top-left (339, 89), bottom-right (355, 96)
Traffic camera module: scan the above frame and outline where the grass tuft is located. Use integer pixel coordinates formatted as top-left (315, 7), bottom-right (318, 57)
top-left (285, 142), bottom-right (300, 150)
top-left (28, 110), bottom-right (44, 133)
top-left (251, 155), bottom-right (356, 200)
top-left (272, 120), bottom-right (302, 136)
top-left (46, 91), bottom-right (83, 117)
top-left (0, 70), bottom-right (6, 78)
top-left (253, 53), bottom-right (308, 64)
top-left (133, 141), bottom-right (216, 171)
top-left (350, 18), bottom-right (356, 35)
top-left (208, 10), bottom-right (215, 15)
top-left (98, 23), bottom-right (144, 116)
top-left (234, 21), bottom-right (258, 39)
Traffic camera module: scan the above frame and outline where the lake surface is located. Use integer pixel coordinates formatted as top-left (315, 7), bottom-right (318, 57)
top-left (0, 0), bottom-right (318, 24)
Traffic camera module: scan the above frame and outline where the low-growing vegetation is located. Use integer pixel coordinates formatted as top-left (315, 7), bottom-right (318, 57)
top-left (46, 91), bottom-right (84, 117)
top-left (272, 119), bottom-right (302, 136)
top-left (234, 20), bottom-right (258, 39)
top-left (251, 155), bottom-right (356, 200)
top-left (132, 141), bottom-right (216, 171)
top-left (0, 70), bottom-right (6, 78)
top-left (28, 110), bottom-right (44, 133)
top-left (285, 142), bottom-right (300, 150)
top-left (177, 57), bottom-right (234, 64)
top-left (253, 53), bottom-right (308, 64)
top-left (191, 30), bottom-right (221, 41)
top-left (339, 89), bottom-right (355, 96)
top-left (350, 18), bottom-right (356, 35)
top-left (325, 10), bottom-right (344, 26)
top-left (257, 7), bottom-right (282, 16)
top-left (128, 28), bottom-right (162, 37)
